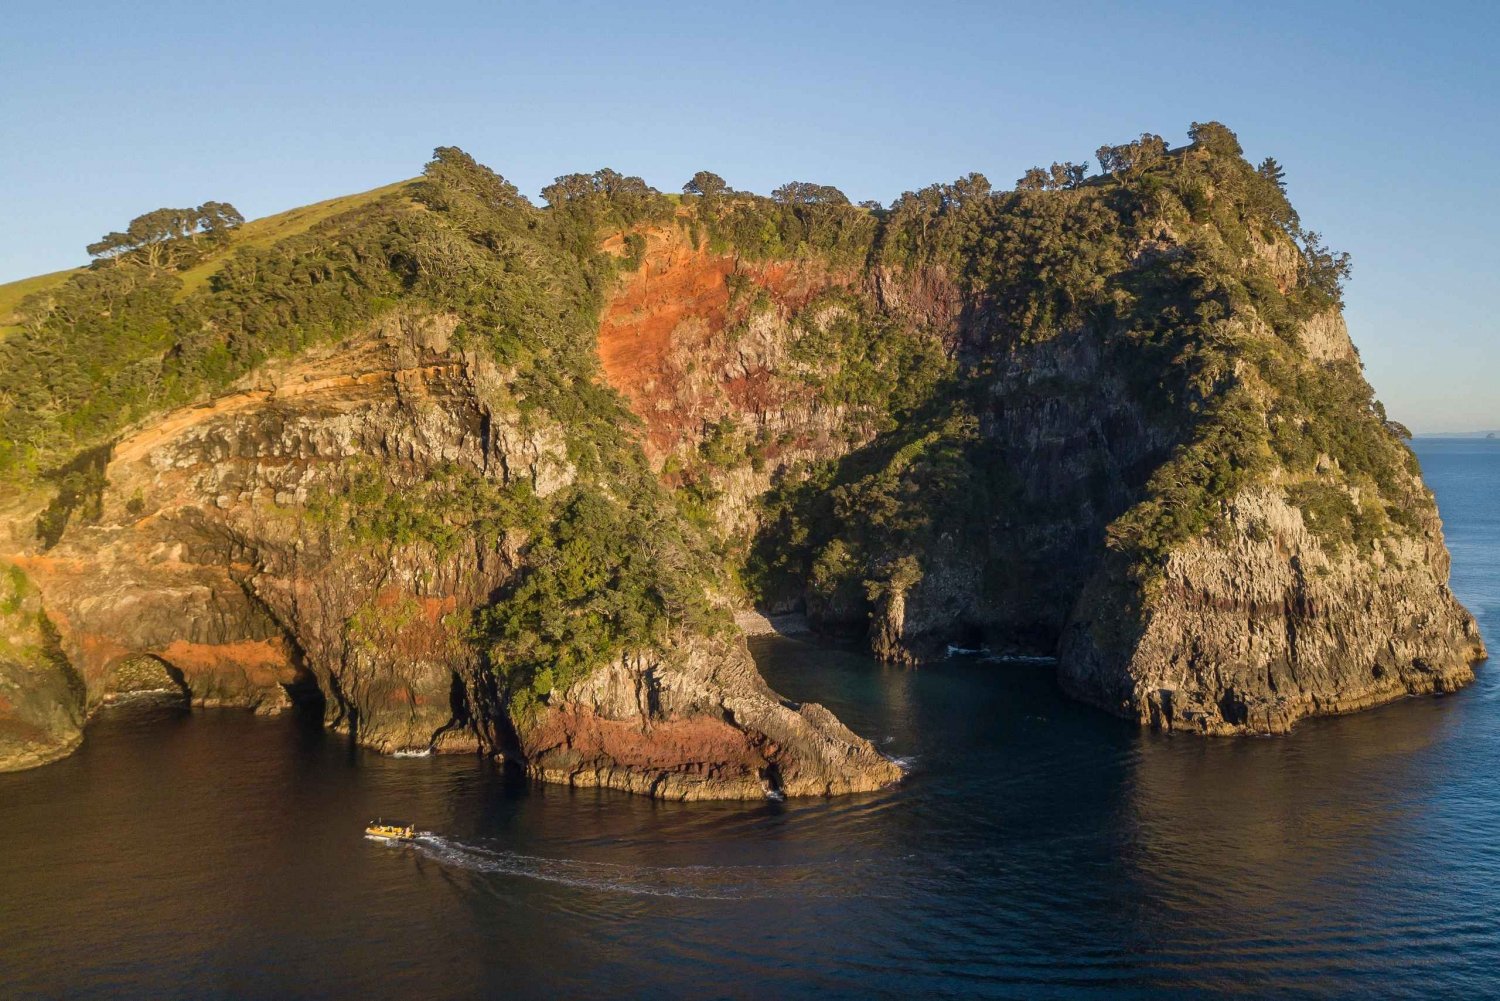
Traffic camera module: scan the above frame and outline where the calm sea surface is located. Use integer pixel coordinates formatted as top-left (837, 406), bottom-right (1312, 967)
top-left (2, 438), bottom-right (1497, 999)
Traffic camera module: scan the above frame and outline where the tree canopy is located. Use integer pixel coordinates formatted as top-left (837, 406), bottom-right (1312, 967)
top-left (86, 202), bottom-right (243, 268)
top-left (1016, 162), bottom-right (1088, 191)
top-left (1095, 134), bottom-right (1168, 174)
top-left (683, 170), bottom-right (729, 201)
top-left (771, 182), bottom-right (850, 206)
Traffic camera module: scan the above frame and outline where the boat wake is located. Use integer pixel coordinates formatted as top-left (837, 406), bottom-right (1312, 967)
top-left (407, 835), bottom-right (894, 900)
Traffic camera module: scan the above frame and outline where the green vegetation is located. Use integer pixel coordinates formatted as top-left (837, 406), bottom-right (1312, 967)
top-left (747, 394), bottom-right (1014, 620)
top-left (303, 460), bottom-right (546, 558)
top-left (0, 182), bottom-right (412, 468)
top-left (684, 175), bottom-right (878, 267)
top-left (299, 454), bottom-right (723, 712)
top-left (734, 121), bottom-right (1417, 613)
top-left (174, 181), bottom-right (414, 299)
top-left (87, 202), bottom-right (244, 268)
top-left (1, 120), bottom-right (1421, 687)
top-left (1, 563), bottom-right (28, 616)
top-left (476, 488), bottom-right (723, 717)
top-left (0, 268), bottom-right (82, 336)
top-left (1, 147), bottom-right (732, 715)
top-left (34, 445), bottom-right (110, 548)
top-left (0, 187), bottom-right (415, 482)
top-left (664, 283), bottom-right (953, 579)
top-left (784, 291), bottom-right (951, 422)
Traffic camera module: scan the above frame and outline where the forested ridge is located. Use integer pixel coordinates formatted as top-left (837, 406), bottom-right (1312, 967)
top-left (0, 122), bottom-right (1425, 692)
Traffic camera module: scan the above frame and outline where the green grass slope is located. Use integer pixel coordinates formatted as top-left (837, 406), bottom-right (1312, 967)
top-left (173, 179), bottom-right (417, 298)
top-left (0, 269), bottom-right (83, 337)
top-left (0, 180), bottom-right (418, 335)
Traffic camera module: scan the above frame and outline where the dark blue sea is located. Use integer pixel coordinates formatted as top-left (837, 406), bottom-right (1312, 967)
top-left (1, 438), bottom-right (1496, 999)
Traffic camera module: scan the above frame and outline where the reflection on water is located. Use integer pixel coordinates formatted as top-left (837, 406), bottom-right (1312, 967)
top-left (0, 438), bottom-right (1496, 999)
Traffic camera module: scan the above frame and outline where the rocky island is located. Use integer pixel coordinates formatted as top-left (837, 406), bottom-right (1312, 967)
top-left (0, 124), bottom-right (1483, 794)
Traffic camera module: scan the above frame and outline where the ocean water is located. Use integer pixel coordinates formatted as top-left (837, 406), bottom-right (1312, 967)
top-left (1, 438), bottom-right (1496, 999)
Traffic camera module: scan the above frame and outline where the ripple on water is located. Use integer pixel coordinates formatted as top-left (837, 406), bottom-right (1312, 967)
top-left (0, 439), bottom-right (1496, 999)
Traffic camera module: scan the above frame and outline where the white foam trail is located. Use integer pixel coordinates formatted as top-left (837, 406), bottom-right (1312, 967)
top-left (946, 645), bottom-right (1058, 663)
top-left (981, 654), bottom-right (1058, 664)
top-left (389, 749), bottom-right (432, 758)
top-left (406, 835), bottom-right (887, 900)
top-left (101, 689), bottom-right (181, 705)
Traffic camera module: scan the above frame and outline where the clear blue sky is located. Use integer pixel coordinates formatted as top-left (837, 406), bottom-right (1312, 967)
top-left (2, 0), bottom-right (1495, 430)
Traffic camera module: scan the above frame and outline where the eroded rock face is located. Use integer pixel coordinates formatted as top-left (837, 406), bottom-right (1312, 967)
top-left (1059, 486), bottom-right (1485, 734)
top-left (0, 311), bottom-right (899, 797)
top-left (598, 227), bottom-right (862, 466)
top-left (520, 634), bottom-right (900, 800)
top-left (597, 227), bottom-right (873, 538)
top-left (595, 233), bottom-right (1485, 737)
top-left (0, 566), bottom-right (83, 771)
top-left (10, 312), bottom-right (498, 745)
top-left (1, 201), bottom-right (1483, 781)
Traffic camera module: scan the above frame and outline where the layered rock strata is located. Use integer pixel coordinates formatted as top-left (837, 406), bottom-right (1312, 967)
top-left (0, 311), bottom-right (899, 794)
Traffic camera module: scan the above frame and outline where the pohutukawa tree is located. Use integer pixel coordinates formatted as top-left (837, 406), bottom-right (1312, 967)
top-left (87, 201), bottom-right (244, 268)
top-left (1016, 162), bottom-right (1089, 191)
top-left (682, 170), bottom-right (729, 202)
top-left (1095, 133), bottom-right (1168, 174)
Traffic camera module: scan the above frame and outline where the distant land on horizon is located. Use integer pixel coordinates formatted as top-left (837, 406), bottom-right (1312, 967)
top-left (1416, 431), bottom-right (1500, 439)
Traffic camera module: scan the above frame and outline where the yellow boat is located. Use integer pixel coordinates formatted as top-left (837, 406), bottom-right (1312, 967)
top-left (365, 820), bottom-right (415, 841)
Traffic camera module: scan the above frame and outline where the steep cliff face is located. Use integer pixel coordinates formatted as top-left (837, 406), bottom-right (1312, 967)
top-left (596, 226), bottom-right (888, 541)
top-left (1049, 295), bottom-right (1485, 731)
top-left (0, 564), bottom-right (84, 771)
top-left (1060, 485), bottom-right (1483, 733)
top-left (589, 131), bottom-right (1485, 735)
top-left (0, 148), bottom-right (910, 793)
top-left (597, 226), bottom-right (856, 463)
top-left (0, 310), bottom-right (898, 795)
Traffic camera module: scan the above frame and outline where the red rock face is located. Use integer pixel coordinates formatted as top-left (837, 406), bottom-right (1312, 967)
top-left (9, 552), bottom-right (303, 710)
top-left (523, 707), bottom-right (769, 796)
top-left (517, 640), bottom-right (902, 801)
top-left (596, 227), bottom-right (859, 465)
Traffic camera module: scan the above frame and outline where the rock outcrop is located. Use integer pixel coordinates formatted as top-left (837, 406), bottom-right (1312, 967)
top-left (522, 634), bottom-right (898, 799)
top-left (1059, 486), bottom-right (1484, 733)
top-left (0, 564), bottom-right (84, 771)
